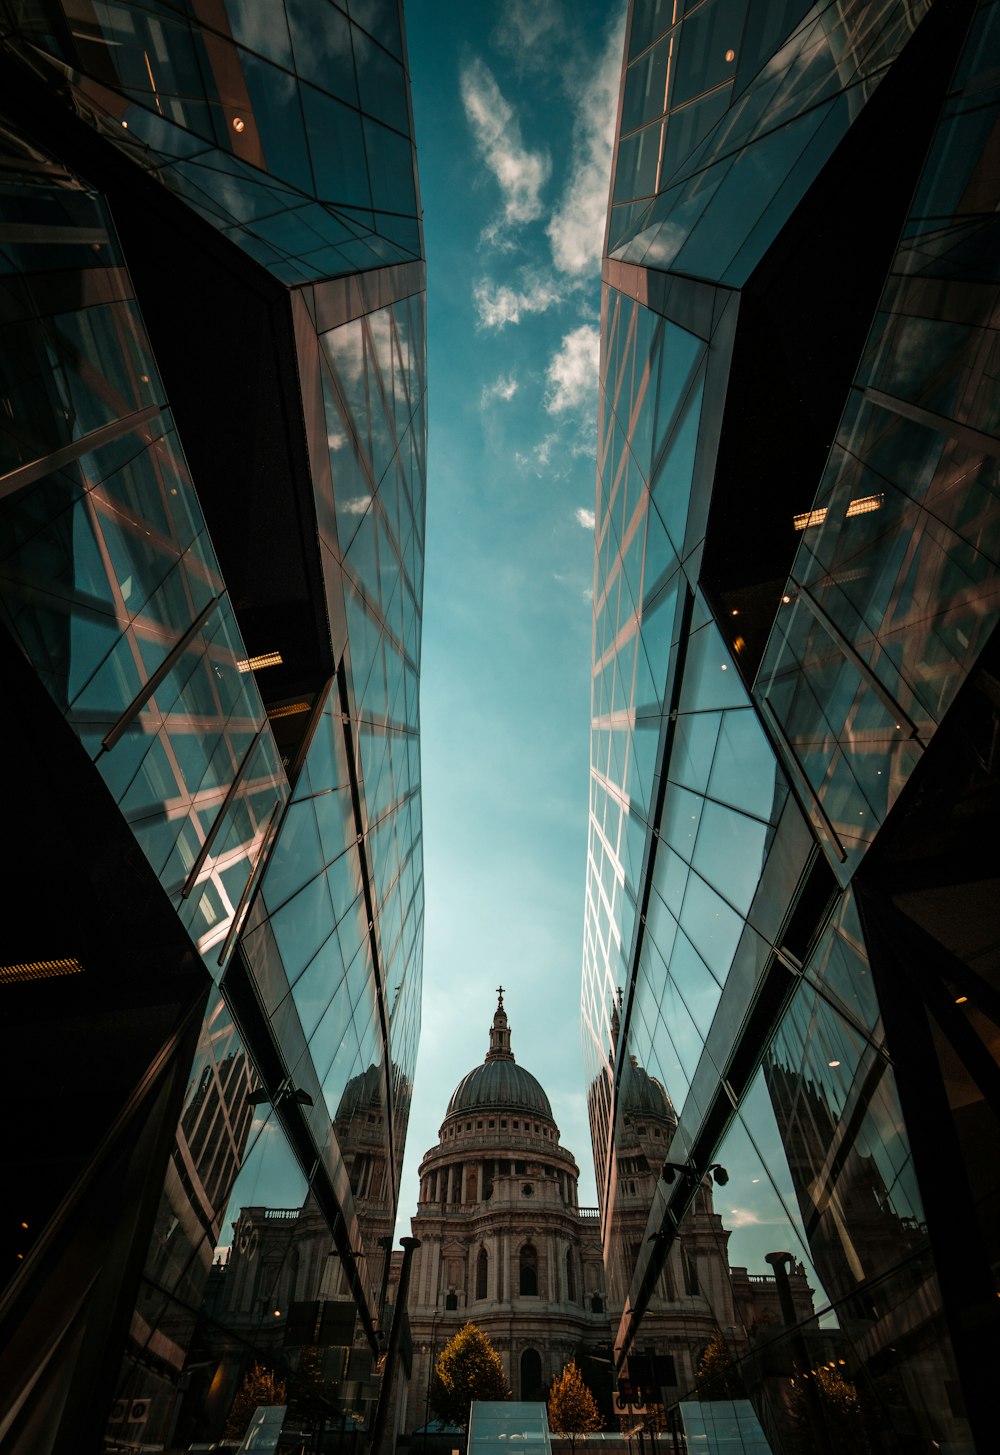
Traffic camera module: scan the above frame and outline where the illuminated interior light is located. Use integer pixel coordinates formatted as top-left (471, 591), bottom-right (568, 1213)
top-left (20, 1222), bottom-right (28, 1229)
top-left (233, 117), bottom-right (246, 132)
top-left (266, 702), bottom-right (311, 721)
top-left (846, 492), bottom-right (883, 517)
top-left (793, 507), bottom-right (827, 531)
top-left (720, 663), bottom-right (728, 671)
top-left (782, 594), bottom-right (792, 603)
top-left (731, 609), bottom-right (739, 616)
top-left (828, 1059), bottom-right (841, 1068)
top-left (725, 49), bottom-right (736, 61)
top-left (955, 995), bottom-right (968, 1004)
top-left (237, 651), bottom-right (283, 673)
top-left (0, 957), bottom-right (84, 985)
top-left (121, 119), bottom-right (128, 128)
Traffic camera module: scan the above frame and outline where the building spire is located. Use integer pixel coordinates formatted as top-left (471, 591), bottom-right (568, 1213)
top-left (486, 987), bottom-right (514, 1062)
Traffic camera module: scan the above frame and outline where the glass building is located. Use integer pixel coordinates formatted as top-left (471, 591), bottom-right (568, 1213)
top-left (582, 0), bottom-right (999, 1451)
top-left (0, 3), bottom-right (425, 1450)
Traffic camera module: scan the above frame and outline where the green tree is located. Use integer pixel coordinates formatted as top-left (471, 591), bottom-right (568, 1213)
top-left (696, 1332), bottom-right (745, 1401)
top-left (548, 1362), bottom-right (603, 1451)
top-left (224, 1361), bottom-right (287, 1439)
top-left (429, 1322), bottom-right (511, 1429)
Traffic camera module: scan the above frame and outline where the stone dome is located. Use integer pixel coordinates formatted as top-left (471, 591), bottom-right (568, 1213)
top-left (444, 990), bottom-right (553, 1121)
top-left (621, 1054), bottom-right (676, 1123)
top-left (447, 1060), bottom-right (552, 1118)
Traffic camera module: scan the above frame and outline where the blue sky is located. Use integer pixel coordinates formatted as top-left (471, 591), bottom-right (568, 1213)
top-left (396, 0), bottom-right (627, 1229)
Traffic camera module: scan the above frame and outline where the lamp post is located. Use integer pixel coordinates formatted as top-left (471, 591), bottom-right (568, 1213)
top-left (370, 1236), bottom-right (420, 1455)
top-left (422, 1306), bottom-right (442, 1455)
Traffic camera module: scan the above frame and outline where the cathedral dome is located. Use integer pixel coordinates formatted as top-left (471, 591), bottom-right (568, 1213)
top-left (444, 990), bottom-right (553, 1122)
top-left (447, 1060), bottom-right (552, 1119)
top-left (621, 1055), bottom-right (676, 1123)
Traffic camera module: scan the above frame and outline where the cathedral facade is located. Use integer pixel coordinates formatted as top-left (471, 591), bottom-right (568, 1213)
top-left (399, 992), bottom-right (806, 1432)
top-left (402, 992), bottom-right (610, 1427)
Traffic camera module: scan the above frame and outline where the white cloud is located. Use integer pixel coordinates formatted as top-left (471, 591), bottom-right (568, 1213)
top-left (474, 274), bottom-right (563, 330)
top-left (545, 324), bottom-right (600, 413)
top-left (727, 1207), bottom-right (764, 1228)
top-left (515, 433), bottom-right (559, 475)
top-left (575, 506), bottom-right (596, 529)
top-left (460, 58), bottom-right (551, 227)
top-left (340, 494), bottom-right (371, 516)
top-left (481, 372), bottom-right (520, 406)
top-left (547, 11), bottom-right (626, 276)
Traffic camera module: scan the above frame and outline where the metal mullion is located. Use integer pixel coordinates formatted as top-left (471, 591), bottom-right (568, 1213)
top-left (100, 593), bottom-right (221, 753)
top-left (181, 723), bottom-right (266, 900)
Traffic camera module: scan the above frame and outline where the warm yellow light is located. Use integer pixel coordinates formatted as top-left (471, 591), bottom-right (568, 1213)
top-left (955, 995), bottom-right (968, 1004)
top-left (233, 117), bottom-right (246, 133)
top-left (20, 1222), bottom-right (27, 1229)
top-left (0, 957), bottom-right (84, 985)
top-left (793, 507), bottom-right (827, 531)
top-left (266, 702), bottom-right (311, 721)
top-left (725, 48), bottom-right (736, 61)
top-left (846, 493), bottom-right (883, 517)
top-left (237, 651), bottom-right (283, 673)
top-left (828, 1059), bottom-right (841, 1068)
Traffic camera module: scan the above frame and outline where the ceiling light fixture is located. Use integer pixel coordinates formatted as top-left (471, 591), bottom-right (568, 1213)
top-left (0, 957), bottom-right (84, 985)
top-left (237, 650), bottom-right (283, 673)
top-left (266, 702), bottom-right (311, 721)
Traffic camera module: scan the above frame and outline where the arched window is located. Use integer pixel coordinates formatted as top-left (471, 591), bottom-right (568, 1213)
top-left (520, 1348), bottom-right (542, 1401)
top-left (476, 1247), bottom-right (488, 1300)
top-left (519, 1243), bottom-right (538, 1296)
top-left (683, 1251), bottom-right (699, 1296)
top-left (591, 1293), bottom-right (604, 1314)
top-left (565, 1249), bottom-right (576, 1303)
top-left (445, 1291), bottom-right (458, 1310)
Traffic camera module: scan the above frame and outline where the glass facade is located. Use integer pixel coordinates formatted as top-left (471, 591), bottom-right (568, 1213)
top-left (584, 1), bottom-right (999, 1451)
top-left (0, 3), bottom-right (424, 1450)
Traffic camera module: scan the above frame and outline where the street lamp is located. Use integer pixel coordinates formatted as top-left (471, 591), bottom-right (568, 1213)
top-left (422, 1306), bottom-right (443, 1455)
top-left (660, 1160), bottom-right (729, 1186)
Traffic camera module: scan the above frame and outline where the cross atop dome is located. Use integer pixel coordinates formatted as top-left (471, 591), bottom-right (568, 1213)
top-left (486, 987), bottom-right (514, 1062)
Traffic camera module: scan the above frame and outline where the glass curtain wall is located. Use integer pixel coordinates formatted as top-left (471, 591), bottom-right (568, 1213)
top-left (0, 3), bottom-right (425, 1450)
top-left (583, 0), bottom-right (999, 1452)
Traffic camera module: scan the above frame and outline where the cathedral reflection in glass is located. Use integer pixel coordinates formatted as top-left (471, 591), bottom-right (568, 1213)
top-left (583, 0), bottom-right (1000, 1451)
top-left (0, 3), bottom-right (424, 1449)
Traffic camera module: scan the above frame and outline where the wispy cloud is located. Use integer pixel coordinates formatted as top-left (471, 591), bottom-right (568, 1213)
top-left (460, 58), bottom-right (551, 228)
top-left (491, 0), bottom-right (564, 66)
top-left (340, 494), bottom-right (371, 516)
top-left (575, 506), bottom-right (596, 529)
top-left (481, 372), bottom-right (520, 406)
top-left (547, 10), bottom-right (625, 276)
top-left (515, 433), bottom-right (559, 476)
top-left (474, 274), bottom-right (563, 330)
top-left (546, 324), bottom-right (600, 413)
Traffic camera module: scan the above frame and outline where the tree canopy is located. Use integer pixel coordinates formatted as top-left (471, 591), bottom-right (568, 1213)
top-left (696, 1332), bottom-right (746, 1401)
top-left (429, 1322), bottom-right (511, 1429)
top-left (224, 1361), bottom-right (286, 1439)
top-left (547, 1362), bottom-right (603, 1440)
